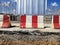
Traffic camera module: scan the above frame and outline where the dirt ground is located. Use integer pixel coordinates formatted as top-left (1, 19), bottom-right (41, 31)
top-left (0, 33), bottom-right (60, 45)
top-left (0, 39), bottom-right (60, 45)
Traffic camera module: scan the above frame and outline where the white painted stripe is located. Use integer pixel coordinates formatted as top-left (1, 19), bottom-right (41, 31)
top-left (38, 16), bottom-right (44, 23)
top-left (51, 16), bottom-right (54, 28)
top-left (26, 16), bottom-right (32, 28)
top-left (0, 15), bottom-right (3, 21)
top-left (59, 16), bottom-right (60, 25)
top-left (52, 16), bottom-right (53, 24)
top-left (38, 16), bottom-right (44, 28)
top-left (0, 15), bottom-right (3, 27)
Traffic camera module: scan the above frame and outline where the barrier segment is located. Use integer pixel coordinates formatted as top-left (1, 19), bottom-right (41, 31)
top-left (0, 15), bottom-right (3, 27)
top-left (52, 15), bottom-right (60, 29)
top-left (2, 15), bottom-right (11, 28)
top-left (20, 15), bottom-right (26, 28)
top-left (20, 15), bottom-right (44, 28)
top-left (26, 16), bottom-right (32, 28)
top-left (38, 16), bottom-right (44, 28)
top-left (32, 15), bottom-right (37, 28)
top-left (51, 16), bottom-right (54, 28)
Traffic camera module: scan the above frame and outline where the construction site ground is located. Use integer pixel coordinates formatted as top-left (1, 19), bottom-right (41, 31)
top-left (0, 32), bottom-right (60, 45)
top-left (0, 23), bottom-right (60, 45)
top-left (0, 17), bottom-right (60, 45)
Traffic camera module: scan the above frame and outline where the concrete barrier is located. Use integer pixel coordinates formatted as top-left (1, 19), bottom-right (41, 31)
top-left (20, 15), bottom-right (44, 28)
top-left (51, 15), bottom-right (60, 29)
top-left (2, 14), bottom-right (11, 28)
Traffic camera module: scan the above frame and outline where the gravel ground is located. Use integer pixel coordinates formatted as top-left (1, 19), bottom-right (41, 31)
top-left (0, 34), bottom-right (60, 41)
top-left (0, 31), bottom-right (60, 45)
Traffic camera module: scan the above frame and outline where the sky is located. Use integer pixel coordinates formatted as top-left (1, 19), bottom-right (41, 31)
top-left (48, 0), bottom-right (60, 9)
top-left (0, 0), bottom-right (60, 15)
top-left (47, 0), bottom-right (60, 14)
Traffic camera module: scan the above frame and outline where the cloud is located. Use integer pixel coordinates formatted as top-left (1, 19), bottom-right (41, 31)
top-left (51, 2), bottom-right (58, 7)
top-left (47, 8), bottom-right (52, 11)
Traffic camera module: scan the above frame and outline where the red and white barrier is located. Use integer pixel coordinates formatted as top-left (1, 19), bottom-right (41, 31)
top-left (52, 15), bottom-right (60, 29)
top-left (2, 14), bottom-right (11, 28)
top-left (20, 15), bottom-right (44, 28)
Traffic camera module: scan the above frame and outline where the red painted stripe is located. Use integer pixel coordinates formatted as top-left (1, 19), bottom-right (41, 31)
top-left (2, 15), bottom-right (10, 28)
top-left (20, 15), bottom-right (26, 28)
top-left (32, 15), bottom-right (37, 28)
top-left (53, 15), bottom-right (59, 23)
top-left (53, 15), bottom-right (60, 28)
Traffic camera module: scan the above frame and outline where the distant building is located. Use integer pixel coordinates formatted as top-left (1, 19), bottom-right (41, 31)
top-left (0, 0), bottom-right (47, 15)
top-left (17, 0), bottom-right (47, 15)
